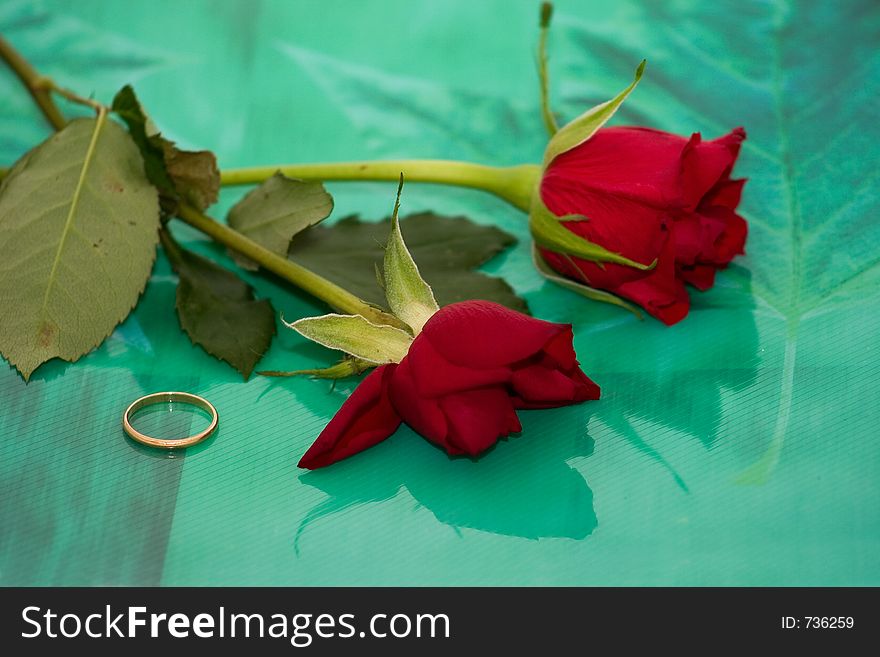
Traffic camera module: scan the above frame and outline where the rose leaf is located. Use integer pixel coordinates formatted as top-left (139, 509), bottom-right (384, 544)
top-left (288, 213), bottom-right (529, 314)
top-left (0, 116), bottom-right (160, 380)
top-left (160, 229), bottom-right (276, 379)
top-left (227, 172), bottom-right (333, 270)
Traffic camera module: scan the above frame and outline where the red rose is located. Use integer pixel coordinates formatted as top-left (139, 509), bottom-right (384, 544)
top-left (539, 126), bottom-right (747, 325)
top-left (298, 300), bottom-right (600, 469)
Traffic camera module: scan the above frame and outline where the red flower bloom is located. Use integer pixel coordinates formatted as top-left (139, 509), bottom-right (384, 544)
top-left (539, 126), bottom-right (748, 325)
top-left (298, 300), bottom-right (600, 469)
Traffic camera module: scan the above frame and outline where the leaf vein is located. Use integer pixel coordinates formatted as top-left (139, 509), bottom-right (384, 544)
top-left (38, 111), bottom-right (108, 323)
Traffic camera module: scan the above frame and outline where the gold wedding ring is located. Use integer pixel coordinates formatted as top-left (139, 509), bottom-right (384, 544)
top-left (123, 391), bottom-right (218, 449)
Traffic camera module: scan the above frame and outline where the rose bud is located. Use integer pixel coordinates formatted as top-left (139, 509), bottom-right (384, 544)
top-left (297, 300), bottom-right (600, 469)
top-left (536, 125), bottom-right (748, 325)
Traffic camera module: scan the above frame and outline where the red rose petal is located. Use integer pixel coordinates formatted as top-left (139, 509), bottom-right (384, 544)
top-left (405, 334), bottom-right (511, 397)
top-left (387, 358), bottom-right (449, 445)
top-left (420, 300), bottom-right (568, 369)
top-left (298, 365), bottom-right (401, 469)
top-left (703, 206), bottom-right (748, 264)
top-left (539, 189), bottom-right (669, 278)
top-left (677, 263), bottom-right (718, 291)
top-left (641, 294), bottom-right (690, 325)
top-left (672, 211), bottom-right (727, 266)
top-left (511, 363), bottom-right (600, 408)
top-left (569, 366), bottom-right (603, 401)
top-left (680, 130), bottom-right (744, 210)
top-left (439, 388), bottom-right (522, 456)
top-left (702, 177), bottom-right (746, 211)
top-left (613, 232), bottom-right (689, 324)
top-left (671, 212), bottom-right (707, 266)
top-left (511, 365), bottom-right (574, 402)
top-left (545, 126), bottom-right (688, 209)
top-left (712, 126), bottom-right (747, 161)
top-left (537, 325), bottom-right (578, 370)
top-left (615, 252), bottom-right (691, 325)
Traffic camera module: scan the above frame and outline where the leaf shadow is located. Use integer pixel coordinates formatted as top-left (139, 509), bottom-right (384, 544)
top-left (293, 403), bottom-right (598, 554)
top-left (591, 268), bottom-right (760, 489)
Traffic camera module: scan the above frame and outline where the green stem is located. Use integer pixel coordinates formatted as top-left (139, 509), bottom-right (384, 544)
top-left (176, 203), bottom-right (406, 329)
top-left (221, 160), bottom-right (541, 213)
top-left (538, 2), bottom-right (559, 136)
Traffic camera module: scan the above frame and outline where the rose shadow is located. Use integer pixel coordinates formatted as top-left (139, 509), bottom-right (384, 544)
top-left (294, 403), bottom-right (598, 554)
top-left (565, 266), bottom-right (761, 491)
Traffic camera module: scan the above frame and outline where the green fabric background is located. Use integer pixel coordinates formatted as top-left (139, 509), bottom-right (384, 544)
top-left (1, 0), bottom-right (878, 585)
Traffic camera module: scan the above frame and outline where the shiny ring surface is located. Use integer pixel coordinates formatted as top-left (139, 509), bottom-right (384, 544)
top-left (122, 391), bottom-right (218, 449)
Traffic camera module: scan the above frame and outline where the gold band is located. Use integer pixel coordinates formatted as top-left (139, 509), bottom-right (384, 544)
top-left (123, 391), bottom-right (218, 449)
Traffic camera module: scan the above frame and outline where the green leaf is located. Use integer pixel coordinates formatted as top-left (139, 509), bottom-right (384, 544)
top-left (112, 84), bottom-right (219, 213)
top-left (285, 313), bottom-right (412, 364)
top-left (542, 60), bottom-right (645, 166)
top-left (382, 178), bottom-right (438, 333)
top-left (0, 115), bottom-right (160, 380)
top-left (289, 213), bottom-right (529, 314)
top-left (160, 229), bottom-right (275, 379)
top-left (227, 172), bottom-right (333, 270)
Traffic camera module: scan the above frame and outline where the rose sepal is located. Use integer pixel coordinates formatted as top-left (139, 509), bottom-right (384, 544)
top-left (529, 193), bottom-right (656, 270)
top-left (542, 59), bottom-right (646, 167)
top-left (258, 357), bottom-right (371, 379)
top-left (284, 313), bottom-right (413, 364)
top-left (531, 245), bottom-right (642, 318)
top-left (382, 176), bottom-right (440, 334)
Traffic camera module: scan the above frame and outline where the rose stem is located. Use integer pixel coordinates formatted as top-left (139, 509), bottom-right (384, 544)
top-left (219, 4), bottom-right (555, 211)
top-left (538, 2), bottom-right (559, 137)
top-left (0, 36), bottom-right (403, 329)
top-left (175, 203), bottom-right (404, 328)
top-left (221, 161), bottom-right (541, 213)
